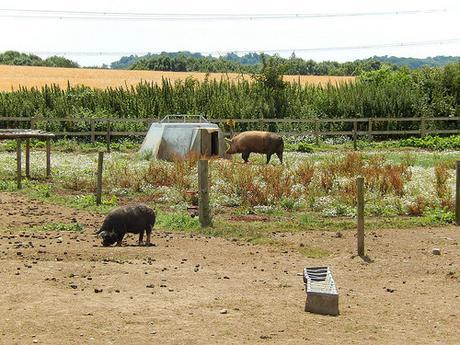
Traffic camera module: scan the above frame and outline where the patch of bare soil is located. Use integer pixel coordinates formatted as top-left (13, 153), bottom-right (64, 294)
top-left (0, 192), bottom-right (103, 230)
top-left (0, 192), bottom-right (459, 344)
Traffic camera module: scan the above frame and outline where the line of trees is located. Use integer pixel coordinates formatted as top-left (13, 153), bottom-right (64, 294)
top-left (111, 51), bottom-right (459, 76)
top-left (0, 51), bottom-right (79, 68)
top-left (116, 51), bottom-right (389, 76)
top-left (1, 50), bottom-right (458, 76)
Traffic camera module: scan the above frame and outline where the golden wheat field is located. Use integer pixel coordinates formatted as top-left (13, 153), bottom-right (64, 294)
top-left (0, 65), bottom-right (355, 91)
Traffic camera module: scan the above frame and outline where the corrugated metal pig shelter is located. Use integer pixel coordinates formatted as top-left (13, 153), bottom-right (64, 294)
top-left (139, 115), bottom-right (226, 160)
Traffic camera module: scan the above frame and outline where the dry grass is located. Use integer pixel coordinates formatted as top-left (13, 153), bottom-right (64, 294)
top-left (0, 65), bottom-right (355, 91)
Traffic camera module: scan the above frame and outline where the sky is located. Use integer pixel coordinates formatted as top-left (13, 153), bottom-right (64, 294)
top-left (0, 0), bottom-right (459, 66)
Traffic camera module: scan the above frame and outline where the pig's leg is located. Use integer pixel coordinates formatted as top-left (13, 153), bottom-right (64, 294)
top-left (146, 225), bottom-right (152, 246)
top-left (116, 227), bottom-right (124, 246)
top-left (266, 153), bottom-right (272, 164)
top-left (242, 152), bottom-right (250, 163)
top-left (276, 151), bottom-right (283, 164)
top-left (138, 230), bottom-right (144, 246)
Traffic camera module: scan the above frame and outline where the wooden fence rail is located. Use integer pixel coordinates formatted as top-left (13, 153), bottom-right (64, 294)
top-left (0, 116), bottom-right (459, 141)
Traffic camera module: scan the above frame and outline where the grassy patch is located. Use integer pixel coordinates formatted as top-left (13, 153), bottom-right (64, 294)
top-left (19, 183), bottom-right (118, 213)
top-left (156, 212), bottom-right (200, 231)
top-left (31, 222), bottom-right (85, 232)
top-left (0, 180), bottom-right (17, 192)
top-left (0, 138), bottom-right (141, 154)
top-left (297, 246), bottom-right (330, 258)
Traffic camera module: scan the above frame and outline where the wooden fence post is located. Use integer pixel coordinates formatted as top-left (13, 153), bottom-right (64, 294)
top-left (367, 119), bottom-right (373, 141)
top-left (456, 161), bottom-right (460, 226)
top-left (353, 121), bottom-right (358, 151)
top-left (106, 121), bottom-right (111, 153)
top-left (356, 176), bottom-right (365, 256)
top-left (198, 159), bottom-right (211, 227)
top-left (90, 119), bottom-right (96, 144)
top-left (46, 138), bottom-right (51, 178)
top-left (420, 118), bottom-right (426, 138)
top-left (25, 138), bottom-right (31, 178)
top-left (16, 139), bottom-right (22, 189)
top-left (315, 119), bottom-right (320, 146)
top-left (96, 151), bottom-right (104, 205)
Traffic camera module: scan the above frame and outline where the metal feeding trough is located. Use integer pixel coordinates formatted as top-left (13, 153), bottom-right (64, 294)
top-left (139, 115), bottom-right (226, 161)
top-left (303, 266), bottom-right (339, 316)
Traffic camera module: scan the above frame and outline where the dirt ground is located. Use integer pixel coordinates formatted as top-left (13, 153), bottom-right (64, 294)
top-left (0, 191), bottom-right (459, 345)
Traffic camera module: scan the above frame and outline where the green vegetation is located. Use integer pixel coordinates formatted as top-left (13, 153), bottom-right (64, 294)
top-left (0, 149), bottom-right (457, 223)
top-left (111, 51), bottom-right (460, 75)
top-left (3, 50), bottom-right (457, 75)
top-left (111, 51), bottom-right (387, 75)
top-left (0, 51), bottom-right (79, 68)
top-left (0, 148), bottom-right (456, 248)
top-left (374, 55), bottom-right (460, 69)
top-left (156, 212), bottom-right (200, 231)
top-left (1, 60), bottom-right (459, 136)
top-left (34, 222), bottom-right (84, 232)
top-left (395, 136), bottom-right (460, 150)
top-left (355, 135), bottom-right (460, 151)
top-left (125, 52), bottom-right (389, 76)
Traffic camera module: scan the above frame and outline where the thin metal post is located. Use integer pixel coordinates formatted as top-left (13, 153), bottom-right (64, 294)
top-left (357, 176), bottom-right (365, 256)
top-left (96, 151), bottom-right (104, 205)
top-left (198, 159), bottom-right (211, 227)
top-left (16, 139), bottom-right (22, 189)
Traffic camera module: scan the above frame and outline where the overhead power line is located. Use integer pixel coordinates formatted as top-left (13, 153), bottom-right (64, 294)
top-left (0, 8), bottom-right (456, 21)
top-left (24, 38), bottom-right (460, 57)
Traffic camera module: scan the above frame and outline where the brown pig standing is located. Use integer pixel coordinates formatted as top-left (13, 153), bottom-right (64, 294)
top-left (225, 131), bottom-right (284, 164)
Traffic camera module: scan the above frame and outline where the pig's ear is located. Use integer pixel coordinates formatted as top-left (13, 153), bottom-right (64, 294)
top-left (96, 230), bottom-right (108, 238)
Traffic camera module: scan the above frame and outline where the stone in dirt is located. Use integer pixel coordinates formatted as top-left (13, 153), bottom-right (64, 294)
top-left (220, 309), bottom-right (228, 314)
top-left (432, 248), bottom-right (441, 255)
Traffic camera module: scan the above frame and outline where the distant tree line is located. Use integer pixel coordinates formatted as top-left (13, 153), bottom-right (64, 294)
top-left (111, 51), bottom-right (460, 76)
top-left (112, 51), bottom-right (389, 76)
top-left (0, 51), bottom-right (79, 68)
top-left (375, 55), bottom-right (460, 69)
top-left (2, 50), bottom-right (459, 76)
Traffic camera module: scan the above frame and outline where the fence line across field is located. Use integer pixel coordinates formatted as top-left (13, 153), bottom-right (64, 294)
top-left (0, 116), bottom-right (459, 145)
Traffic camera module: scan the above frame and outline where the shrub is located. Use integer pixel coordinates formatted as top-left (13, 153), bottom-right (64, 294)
top-left (295, 161), bottom-right (315, 188)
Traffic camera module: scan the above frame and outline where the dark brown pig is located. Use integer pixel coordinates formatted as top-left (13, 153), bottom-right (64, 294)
top-left (225, 131), bottom-right (284, 164)
top-left (95, 204), bottom-right (155, 247)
